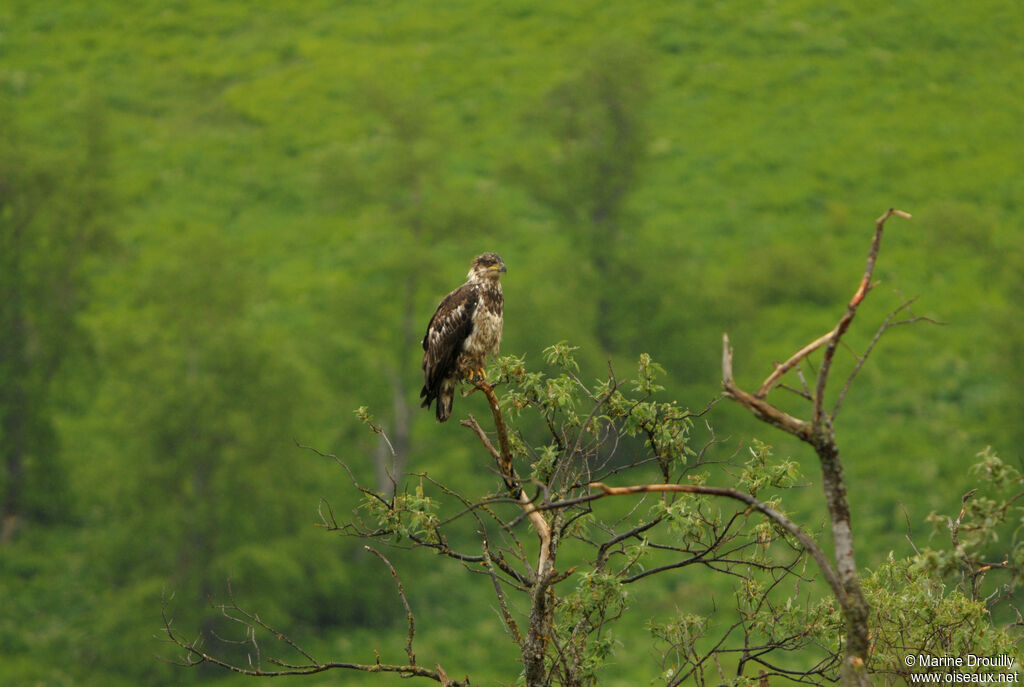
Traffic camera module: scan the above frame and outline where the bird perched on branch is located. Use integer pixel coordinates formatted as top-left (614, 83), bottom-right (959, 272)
top-left (420, 253), bottom-right (506, 422)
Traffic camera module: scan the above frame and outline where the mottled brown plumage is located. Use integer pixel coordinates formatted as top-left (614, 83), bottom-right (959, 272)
top-left (420, 253), bottom-right (506, 422)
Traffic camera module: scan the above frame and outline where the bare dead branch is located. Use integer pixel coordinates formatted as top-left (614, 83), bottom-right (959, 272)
top-left (160, 589), bottom-right (467, 685)
top-left (813, 208), bottom-right (911, 429)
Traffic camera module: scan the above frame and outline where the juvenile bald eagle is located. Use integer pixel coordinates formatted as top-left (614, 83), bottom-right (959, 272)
top-left (420, 253), bottom-right (506, 422)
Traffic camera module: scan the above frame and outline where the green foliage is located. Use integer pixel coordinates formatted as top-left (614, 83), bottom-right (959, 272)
top-left (554, 570), bottom-right (629, 682)
top-left (652, 493), bottom-right (711, 542)
top-left (738, 440), bottom-right (801, 497)
top-left (543, 341), bottom-right (581, 374)
top-left (363, 482), bottom-right (441, 545)
top-left (914, 447), bottom-right (1024, 614)
top-left (866, 554), bottom-right (1019, 685)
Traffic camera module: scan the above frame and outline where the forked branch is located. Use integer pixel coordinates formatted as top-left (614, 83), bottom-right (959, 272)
top-left (832, 295), bottom-right (942, 420)
top-left (720, 209), bottom-right (914, 687)
top-left (723, 337), bottom-right (810, 440)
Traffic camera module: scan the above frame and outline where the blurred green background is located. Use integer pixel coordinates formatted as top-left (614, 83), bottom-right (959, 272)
top-left (1, 1), bottom-right (1021, 684)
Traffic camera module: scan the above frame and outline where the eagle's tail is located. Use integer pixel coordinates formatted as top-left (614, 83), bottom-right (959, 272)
top-left (420, 377), bottom-right (456, 423)
top-left (436, 378), bottom-right (455, 422)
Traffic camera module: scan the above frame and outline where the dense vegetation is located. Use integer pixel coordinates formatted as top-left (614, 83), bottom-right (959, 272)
top-left (1, 1), bottom-right (1021, 685)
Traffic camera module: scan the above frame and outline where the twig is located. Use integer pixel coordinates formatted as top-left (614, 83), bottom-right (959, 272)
top-left (365, 546), bottom-right (417, 666)
top-left (159, 590), bottom-right (467, 684)
top-left (758, 327), bottom-right (838, 398)
top-left (482, 540), bottom-right (524, 645)
top-left (832, 296), bottom-right (942, 420)
top-left (900, 503), bottom-right (921, 556)
top-left (295, 440), bottom-right (391, 508)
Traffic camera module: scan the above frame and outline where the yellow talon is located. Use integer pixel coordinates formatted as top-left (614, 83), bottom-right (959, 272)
top-left (466, 367), bottom-right (487, 383)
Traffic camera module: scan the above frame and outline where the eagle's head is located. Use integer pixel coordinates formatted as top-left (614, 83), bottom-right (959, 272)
top-left (468, 252), bottom-right (507, 283)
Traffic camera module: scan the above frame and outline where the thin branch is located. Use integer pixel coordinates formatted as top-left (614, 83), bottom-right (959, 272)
top-left (598, 516), bottom-right (663, 563)
top-left (900, 502), bottom-right (922, 556)
top-left (555, 374), bottom-right (623, 486)
top-left (778, 383), bottom-right (814, 402)
top-left (365, 546), bottom-right (417, 666)
top-left (482, 540), bottom-right (524, 645)
top-left (832, 296), bottom-right (943, 420)
top-left (295, 440), bottom-right (391, 508)
top-left (460, 414), bottom-right (503, 467)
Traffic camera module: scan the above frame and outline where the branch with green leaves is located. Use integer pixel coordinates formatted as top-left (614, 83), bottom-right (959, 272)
top-left (165, 335), bottom-right (928, 686)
